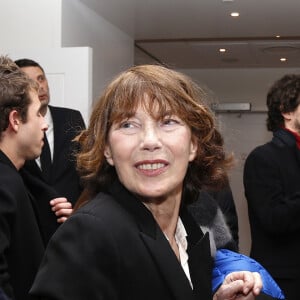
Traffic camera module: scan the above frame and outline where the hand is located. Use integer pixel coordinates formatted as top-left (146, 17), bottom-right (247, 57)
top-left (213, 271), bottom-right (262, 300)
top-left (50, 197), bottom-right (73, 223)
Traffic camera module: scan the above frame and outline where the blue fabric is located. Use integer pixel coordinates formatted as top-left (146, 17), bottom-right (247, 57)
top-left (212, 249), bottom-right (285, 299)
top-left (0, 289), bottom-right (9, 300)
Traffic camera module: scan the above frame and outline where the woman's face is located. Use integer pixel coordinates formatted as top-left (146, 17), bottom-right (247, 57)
top-left (104, 98), bottom-right (197, 203)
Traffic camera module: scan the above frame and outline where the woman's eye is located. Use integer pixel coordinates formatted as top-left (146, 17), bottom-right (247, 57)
top-left (162, 118), bottom-right (179, 126)
top-left (116, 120), bottom-right (140, 134)
top-left (120, 121), bottom-right (134, 129)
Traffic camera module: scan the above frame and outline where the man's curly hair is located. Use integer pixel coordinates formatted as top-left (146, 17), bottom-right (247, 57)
top-left (266, 74), bottom-right (300, 132)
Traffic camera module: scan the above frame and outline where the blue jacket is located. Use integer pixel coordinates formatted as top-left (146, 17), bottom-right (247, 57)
top-left (0, 289), bottom-right (9, 300)
top-left (213, 249), bottom-right (285, 299)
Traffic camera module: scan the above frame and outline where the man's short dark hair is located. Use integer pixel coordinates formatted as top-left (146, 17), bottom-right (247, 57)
top-left (14, 58), bottom-right (45, 74)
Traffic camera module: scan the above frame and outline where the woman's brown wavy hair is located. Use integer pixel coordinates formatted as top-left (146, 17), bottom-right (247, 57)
top-left (74, 65), bottom-right (232, 209)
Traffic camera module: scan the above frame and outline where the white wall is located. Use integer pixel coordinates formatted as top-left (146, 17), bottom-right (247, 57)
top-left (61, 0), bottom-right (134, 102)
top-left (0, 0), bottom-right (134, 122)
top-left (0, 0), bottom-right (62, 48)
top-left (181, 68), bottom-right (300, 111)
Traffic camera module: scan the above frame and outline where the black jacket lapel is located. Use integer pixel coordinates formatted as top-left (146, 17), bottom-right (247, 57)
top-left (181, 206), bottom-right (213, 299)
top-left (108, 180), bottom-right (212, 300)
top-left (140, 229), bottom-right (196, 300)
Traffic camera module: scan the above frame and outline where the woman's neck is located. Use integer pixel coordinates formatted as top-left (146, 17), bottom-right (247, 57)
top-left (144, 194), bottom-right (181, 229)
top-left (143, 194), bottom-right (182, 259)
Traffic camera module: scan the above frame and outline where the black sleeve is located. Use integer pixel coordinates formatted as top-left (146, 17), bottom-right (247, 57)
top-left (20, 167), bottom-right (60, 244)
top-left (30, 212), bottom-right (120, 300)
top-left (0, 177), bottom-right (18, 298)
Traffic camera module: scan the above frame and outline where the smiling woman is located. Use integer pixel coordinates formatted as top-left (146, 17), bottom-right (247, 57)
top-left (30, 65), bottom-right (263, 300)
top-left (104, 97), bottom-right (197, 207)
top-left (75, 64), bottom-right (230, 202)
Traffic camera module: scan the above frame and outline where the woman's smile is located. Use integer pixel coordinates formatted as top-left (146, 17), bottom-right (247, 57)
top-left (135, 160), bottom-right (169, 176)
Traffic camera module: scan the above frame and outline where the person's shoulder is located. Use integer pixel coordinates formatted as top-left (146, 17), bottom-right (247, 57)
top-left (49, 105), bottom-right (82, 116)
top-left (246, 140), bottom-right (274, 160)
top-left (244, 140), bottom-right (282, 172)
top-left (251, 139), bottom-right (272, 152)
top-left (0, 162), bottom-right (25, 209)
top-left (75, 192), bottom-right (124, 218)
top-left (69, 192), bottom-right (135, 232)
top-left (0, 160), bottom-right (22, 185)
top-left (49, 105), bottom-right (85, 128)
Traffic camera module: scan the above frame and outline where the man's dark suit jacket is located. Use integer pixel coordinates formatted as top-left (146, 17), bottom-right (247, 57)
top-left (30, 180), bottom-right (213, 300)
top-left (20, 105), bottom-right (85, 244)
top-left (0, 150), bottom-right (44, 300)
top-left (244, 129), bottom-right (300, 279)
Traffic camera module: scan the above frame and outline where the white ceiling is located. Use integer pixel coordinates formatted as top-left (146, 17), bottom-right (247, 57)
top-left (82, 0), bottom-right (300, 68)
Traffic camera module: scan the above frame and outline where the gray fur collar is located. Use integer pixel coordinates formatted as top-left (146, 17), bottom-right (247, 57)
top-left (187, 191), bottom-right (237, 257)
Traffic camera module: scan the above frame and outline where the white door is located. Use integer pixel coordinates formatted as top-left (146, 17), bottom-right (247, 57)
top-left (1, 47), bottom-right (92, 125)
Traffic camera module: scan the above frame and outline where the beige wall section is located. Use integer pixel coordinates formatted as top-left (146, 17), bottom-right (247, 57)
top-left (180, 68), bottom-right (300, 111)
top-left (180, 68), bottom-right (300, 254)
top-left (217, 112), bottom-right (272, 254)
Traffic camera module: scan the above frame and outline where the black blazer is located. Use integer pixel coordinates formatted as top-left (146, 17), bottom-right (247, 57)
top-left (244, 129), bottom-right (300, 278)
top-left (20, 105), bottom-right (85, 243)
top-left (30, 180), bottom-right (213, 300)
top-left (0, 151), bottom-right (44, 300)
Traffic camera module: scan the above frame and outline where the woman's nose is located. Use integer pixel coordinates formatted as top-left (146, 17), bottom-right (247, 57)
top-left (140, 125), bottom-right (162, 151)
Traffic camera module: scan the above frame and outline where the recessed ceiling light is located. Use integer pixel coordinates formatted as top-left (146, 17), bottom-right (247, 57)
top-left (276, 35), bottom-right (280, 38)
top-left (219, 48), bottom-right (226, 53)
top-left (280, 58), bottom-right (287, 62)
top-left (231, 12), bottom-right (240, 17)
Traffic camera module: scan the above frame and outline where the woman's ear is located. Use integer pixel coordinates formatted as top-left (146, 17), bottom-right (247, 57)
top-left (189, 137), bottom-right (198, 162)
top-left (104, 145), bottom-right (114, 166)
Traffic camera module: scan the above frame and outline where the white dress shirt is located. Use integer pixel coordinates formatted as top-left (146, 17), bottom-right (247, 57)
top-left (164, 217), bottom-right (193, 289)
top-left (36, 108), bottom-right (54, 168)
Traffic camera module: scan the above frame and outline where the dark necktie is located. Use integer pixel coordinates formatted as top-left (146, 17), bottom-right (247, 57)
top-left (40, 133), bottom-right (52, 182)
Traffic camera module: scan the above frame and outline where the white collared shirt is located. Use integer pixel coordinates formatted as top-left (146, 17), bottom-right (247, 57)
top-left (165, 217), bottom-right (193, 289)
top-left (36, 108), bottom-right (54, 168)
